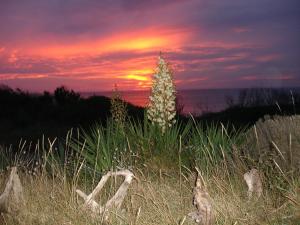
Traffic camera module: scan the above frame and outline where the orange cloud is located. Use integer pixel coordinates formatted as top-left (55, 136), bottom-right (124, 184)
top-left (123, 74), bottom-right (148, 81)
top-left (27, 27), bottom-right (186, 58)
top-left (116, 68), bottom-right (153, 89)
top-left (0, 73), bottom-right (48, 80)
top-left (122, 68), bottom-right (152, 80)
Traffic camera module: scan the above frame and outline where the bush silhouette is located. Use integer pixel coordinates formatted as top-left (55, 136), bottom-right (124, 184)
top-left (54, 86), bottom-right (80, 105)
top-left (0, 84), bottom-right (145, 146)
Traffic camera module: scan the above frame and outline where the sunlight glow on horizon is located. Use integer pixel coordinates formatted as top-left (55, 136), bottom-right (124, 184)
top-left (0, 28), bottom-right (187, 91)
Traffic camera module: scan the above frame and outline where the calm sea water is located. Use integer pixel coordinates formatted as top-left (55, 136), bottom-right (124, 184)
top-left (81, 88), bottom-right (300, 116)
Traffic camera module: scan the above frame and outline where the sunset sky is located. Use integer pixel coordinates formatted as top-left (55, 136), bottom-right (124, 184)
top-left (0, 0), bottom-right (299, 92)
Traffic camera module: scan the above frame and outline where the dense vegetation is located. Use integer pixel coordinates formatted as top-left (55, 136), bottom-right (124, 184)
top-left (0, 85), bottom-right (143, 145)
top-left (1, 85), bottom-right (300, 146)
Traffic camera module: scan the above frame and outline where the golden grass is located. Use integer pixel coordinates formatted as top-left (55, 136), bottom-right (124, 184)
top-left (0, 166), bottom-right (299, 225)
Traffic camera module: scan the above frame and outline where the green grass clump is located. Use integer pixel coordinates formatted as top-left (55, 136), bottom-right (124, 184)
top-left (70, 120), bottom-right (133, 173)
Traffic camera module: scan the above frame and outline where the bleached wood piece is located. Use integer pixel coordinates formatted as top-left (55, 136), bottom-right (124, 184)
top-left (76, 169), bottom-right (134, 219)
top-left (0, 167), bottom-right (25, 215)
top-left (243, 168), bottom-right (263, 199)
top-left (188, 168), bottom-right (214, 225)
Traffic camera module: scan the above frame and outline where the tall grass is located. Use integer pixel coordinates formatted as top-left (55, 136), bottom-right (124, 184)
top-left (188, 122), bottom-right (245, 174)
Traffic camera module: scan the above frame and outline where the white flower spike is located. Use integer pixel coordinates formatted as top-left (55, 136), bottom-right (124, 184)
top-left (147, 54), bottom-right (176, 133)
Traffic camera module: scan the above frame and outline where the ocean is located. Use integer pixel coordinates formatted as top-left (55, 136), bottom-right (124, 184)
top-left (81, 88), bottom-right (300, 116)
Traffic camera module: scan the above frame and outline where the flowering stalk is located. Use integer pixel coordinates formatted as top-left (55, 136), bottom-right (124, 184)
top-left (147, 55), bottom-right (176, 133)
top-left (110, 84), bottom-right (127, 129)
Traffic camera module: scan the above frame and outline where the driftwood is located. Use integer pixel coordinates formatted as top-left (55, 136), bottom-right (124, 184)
top-left (0, 167), bottom-right (25, 215)
top-left (188, 168), bottom-right (214, 225)
top-left (76, 169), bottom-right (134, 220)
top-left (243, 168), bottom-right (263, 199)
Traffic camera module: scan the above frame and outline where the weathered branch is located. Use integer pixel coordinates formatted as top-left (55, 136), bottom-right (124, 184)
top-left (76, 169), bottom-right (134, 220)
top-left (0, 167), bottom-right (25, 215)
top-left (188, 167), bottom-right (214, 225)
top-left (243, 168), bottom-right (263, 199)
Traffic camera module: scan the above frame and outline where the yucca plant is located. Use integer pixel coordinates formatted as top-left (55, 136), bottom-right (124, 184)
top-left (147, 54), bottom-right (176, 134)
top-left (70, 120), bottom-right (136, 176)
top-left (126, 115), bottom-right (155, 159)
top-left (126, 114), bottom-right (192, 168)
top-left (110, 84), bottom-right (127, 130)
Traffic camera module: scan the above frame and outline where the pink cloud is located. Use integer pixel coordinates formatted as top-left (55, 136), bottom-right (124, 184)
top-left (232, 27), bottom-right (251, 33)
top-left (241, 74), bottom-right (294, 81)
top-left (255, 54), bottom-right (281, 63)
